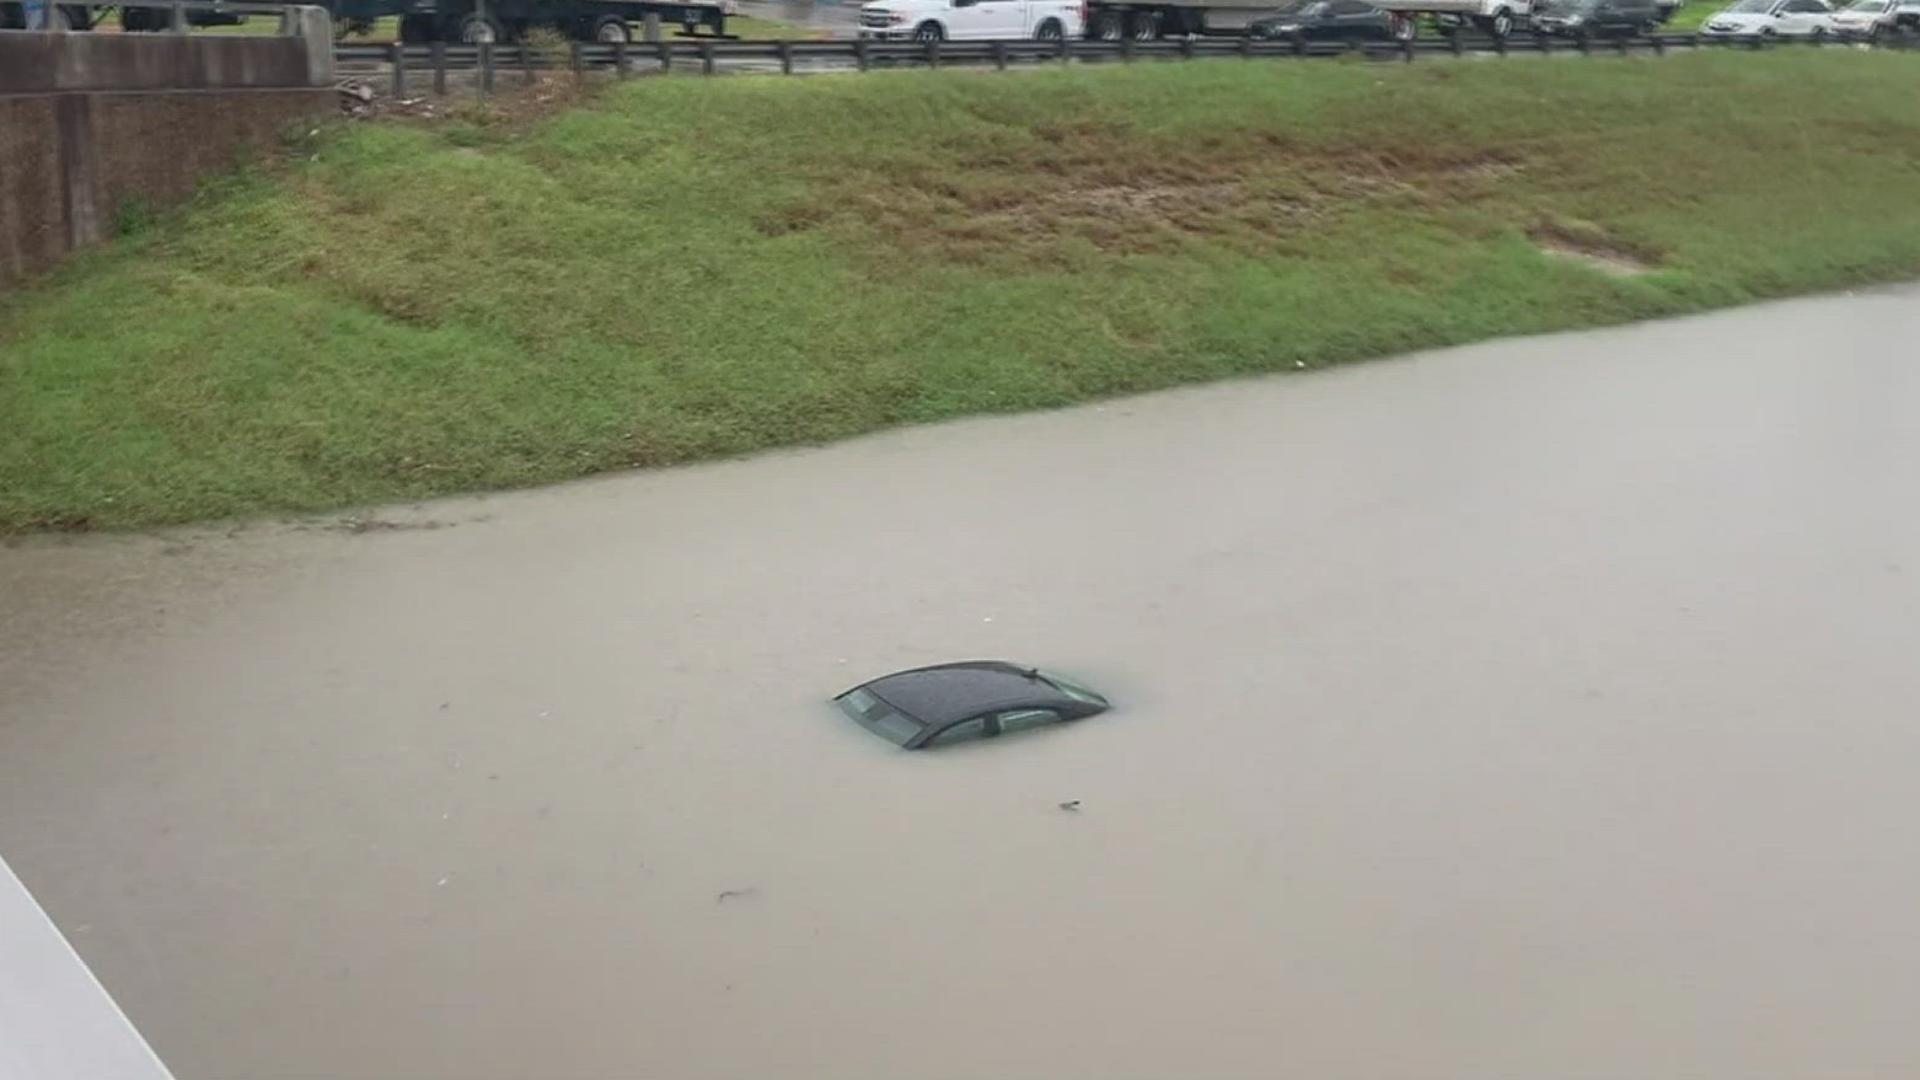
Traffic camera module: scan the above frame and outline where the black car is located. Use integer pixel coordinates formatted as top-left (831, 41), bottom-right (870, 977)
top-left (1246, 0), bottom-right (1410, 41)
top-left (835, 661), bottom-right (1111, 749)
top-left (1532, 0), bottom-right (1664, 35)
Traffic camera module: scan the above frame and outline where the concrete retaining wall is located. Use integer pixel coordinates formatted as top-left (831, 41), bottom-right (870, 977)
top-left (0, 19), bottom-right (334, 288)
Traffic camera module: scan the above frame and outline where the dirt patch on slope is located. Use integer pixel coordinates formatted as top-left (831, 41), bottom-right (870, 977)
top-left (769, 136), bottom-right (1529, 266)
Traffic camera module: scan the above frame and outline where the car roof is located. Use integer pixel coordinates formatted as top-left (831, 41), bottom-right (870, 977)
top-left (842, 661), bottom-right (1102, 728)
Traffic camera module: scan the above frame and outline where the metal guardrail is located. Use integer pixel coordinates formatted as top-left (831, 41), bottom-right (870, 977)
top-left (334, 28), bottom-right (1914, 91)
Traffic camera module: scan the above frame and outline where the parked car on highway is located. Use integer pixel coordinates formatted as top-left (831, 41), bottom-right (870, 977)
top-left (1700, 0), bottom-right (1833, 35)
top-left (1533, 0), bottom-right (1663, 34)
top-left (1246, 0), bottom-right (1410, 40)
top-left (857, 0), bottom-right (1085, 40)
top-left (1826, 0), bottom-right (1907, 34)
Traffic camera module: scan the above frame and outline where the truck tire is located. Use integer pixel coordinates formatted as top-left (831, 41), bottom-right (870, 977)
top-left (1483, 7), bottom-right (1514, 36)
top-left (1089, 10), bottom-right (1123, 37)
top-left (593, 14), bottom-right (631, 41)
top-left (457, 12), bottom-right (503, 42)
top-left (1035, 16), bottom-right (1064, 39)
top-left (912, 19), bottom-right (943, 39)
top-left (1127, 9), bottom-right (1160, 37)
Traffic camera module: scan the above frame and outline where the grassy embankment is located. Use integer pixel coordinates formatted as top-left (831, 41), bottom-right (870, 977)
top-left (3, 51), bottom-right (1919, 530)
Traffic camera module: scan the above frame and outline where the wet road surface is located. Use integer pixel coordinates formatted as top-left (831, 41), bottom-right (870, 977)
top-left (3, 286), bottom-right (1919, 1079)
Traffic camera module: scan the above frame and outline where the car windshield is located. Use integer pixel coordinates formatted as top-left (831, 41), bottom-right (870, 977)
top-left (1845, 1), bottom-right (1886, 10)
top-left (1036, 670), bottom-right (1109, 707)
top-left (1726, 0), bottom-right (1774, 11)
top-left (1266, 0), bottom-right (1326, 14)
top-left (838, 689), bottom-right (923, 747)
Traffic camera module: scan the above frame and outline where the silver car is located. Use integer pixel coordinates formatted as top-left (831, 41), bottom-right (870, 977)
top-left (1826, 0), bottom-right (1908, 33)
top-left (1700, 0), bottom-right (1833, 34)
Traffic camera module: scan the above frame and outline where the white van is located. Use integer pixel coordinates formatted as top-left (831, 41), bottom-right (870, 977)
top-left (858, 0), bottom-right (1087, 40)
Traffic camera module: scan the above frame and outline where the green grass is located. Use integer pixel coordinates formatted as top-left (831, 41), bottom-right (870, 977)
top-left (724, 15), bottom-right (833, 40)
top-left (4, 51), bottom-right (1920, 530)
top-left (1662, 3), bottom-right (1720, 31)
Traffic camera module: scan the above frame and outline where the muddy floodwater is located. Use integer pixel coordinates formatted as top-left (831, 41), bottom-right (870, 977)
top-left (4, 287), bottom-right (1920, 1080)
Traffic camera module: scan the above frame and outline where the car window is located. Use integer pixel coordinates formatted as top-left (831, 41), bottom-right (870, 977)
top-left (926, 717), bottom-right (990, 747)
top-left (838, 689), bottom-right (923, 747)
top-left (1329, 0), bottom-right (1371, 13)
top-left (995, 708), bottom-right (1062, 736)
top-left (1037, 670), bottom-right (1108, 708)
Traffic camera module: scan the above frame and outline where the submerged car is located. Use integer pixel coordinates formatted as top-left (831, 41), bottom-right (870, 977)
top-left (836, 661), bottom-right (1110, 749)
top-left (1246, 0), bottom-right (1410, 40)
top-left (1700, 0), bottom-right (1833, 34)
top-left (1533, 0), bottom-right (1664, 34)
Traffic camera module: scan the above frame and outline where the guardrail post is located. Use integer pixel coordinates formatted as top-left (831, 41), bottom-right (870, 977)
top-left (432, 42), bottom-right (447, 93)
top-left (390, 42), bottom-right (407, 97)
top-left (1292, 34), bottom-right (1306, 56)
top-left (1450, 30), bottom-right (1463, 54)
top-left (1614, 33), bottom-right (1627, 53)
top-left (520, 42), bottom-right (535, 83)
top-left (1401, 37), bottom-right (1414, 60)
top-left (778, 40), bottom-right (793, 73)
top-left (1650, 32), bottom-right (1664, 54)
top-left (1238, 35), bottom-right (1251, 57)
top-left (1059, 35), bottom-right (1072, 62)
top-left (1179, 35), bottom-right (1194, 59)
top-left (925, 38), bottom-right (939, 68)
top-left (480, 41), bottom-right (494, 94)
top-left (570, 41), bottom-right (583, 80)
top-left (614, 39), bottom-right (628, 77)
top-left (1120, 34), bottom-right (1134, 61)
top-left (170, 1), bottom-right (186, 31)
top-left (1493, 33), bottom-right (1506, 55)
top-left (992, 40), bottom-right (1007, 69)
top-left (700, 41), bottom-right (715, 74)
top-left (854, 38), bottom-right (869, 70)
top-left (657, 40), bottom-right (671, 72)
top-left (1576, 32), bottom-right (1590, 53)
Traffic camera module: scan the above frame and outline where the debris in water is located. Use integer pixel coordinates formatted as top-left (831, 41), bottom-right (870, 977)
top-left (1058, 800), bottom-right (1082, 812)
top-left (715, 888), bottom-right (759, 905)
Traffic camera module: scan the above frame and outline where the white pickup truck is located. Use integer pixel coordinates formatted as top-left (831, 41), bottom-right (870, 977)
top-left (858, 0), bottom-right (1087, 40)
